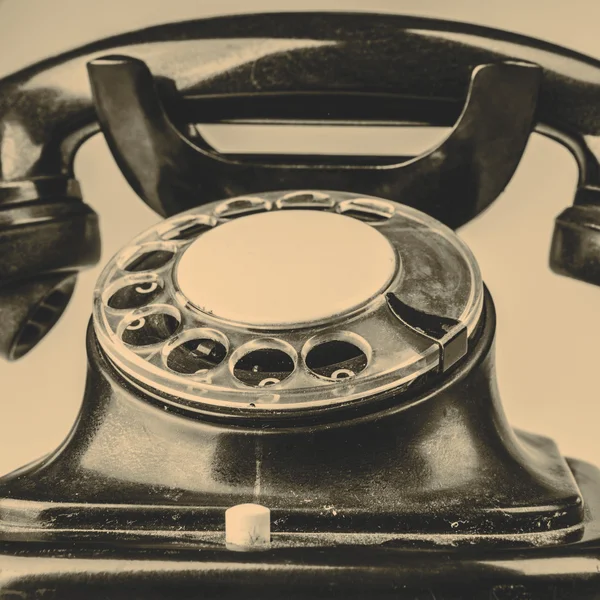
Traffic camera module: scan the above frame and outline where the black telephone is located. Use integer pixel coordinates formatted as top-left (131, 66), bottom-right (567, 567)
top-left (1, 12), bottom-right (600, 600)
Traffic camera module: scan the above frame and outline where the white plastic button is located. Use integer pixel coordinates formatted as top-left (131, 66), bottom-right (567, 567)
top-left (225, 503), bottom-right (271, 551)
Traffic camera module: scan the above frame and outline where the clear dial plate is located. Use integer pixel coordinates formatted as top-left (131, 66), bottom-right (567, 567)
top-left (93, 190), bottom-right (483, 413)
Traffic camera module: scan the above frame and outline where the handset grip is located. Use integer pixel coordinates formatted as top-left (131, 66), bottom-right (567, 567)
top-left (2, 13), bottom-right (600, 186)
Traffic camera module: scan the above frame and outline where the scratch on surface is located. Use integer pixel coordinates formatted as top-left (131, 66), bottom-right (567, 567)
top-left (253, 439), bottom-right (263, 501)
top-left (249, 59), bottom-right (261, 90)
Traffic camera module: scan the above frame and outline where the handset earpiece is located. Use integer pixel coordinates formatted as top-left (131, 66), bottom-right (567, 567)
top-left (550, 189), bottom-right (600, 286)
top-left (0, 179), bottom-right (99, 359)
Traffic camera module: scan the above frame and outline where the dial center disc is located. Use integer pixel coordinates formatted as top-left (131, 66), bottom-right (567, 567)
top-left (175, 210), bottom-right (398, 327)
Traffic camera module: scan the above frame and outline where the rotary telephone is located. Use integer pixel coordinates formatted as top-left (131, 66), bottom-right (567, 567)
top-left (1, 11), bottom-right (600, 600)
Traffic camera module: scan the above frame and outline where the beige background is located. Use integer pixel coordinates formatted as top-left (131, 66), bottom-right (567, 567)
top-left (0, 0), bottom-right (598, 476)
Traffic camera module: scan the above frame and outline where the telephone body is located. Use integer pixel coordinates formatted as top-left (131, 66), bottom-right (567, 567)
top-left (0, 11), bottom-right (600, 600)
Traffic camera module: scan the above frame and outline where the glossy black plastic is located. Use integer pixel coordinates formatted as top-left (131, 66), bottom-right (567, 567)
top-left (1, 292), bottom-right (599, 597)
top-left (0, 296), bottom-right (583, 534)
top-left (3, 11), bottom-right (600, 359)
top-left (551, 191), bottom-right (600, 286)
top-left (0, 196), bottom-right (100, 359)
top-left (2, 11), bottom-right (600, 188)
top-left (86, 56), bottom-right (539, 225)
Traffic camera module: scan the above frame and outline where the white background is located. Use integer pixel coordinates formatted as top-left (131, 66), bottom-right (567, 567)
top-left (0, 0), bottom-right (598, 476)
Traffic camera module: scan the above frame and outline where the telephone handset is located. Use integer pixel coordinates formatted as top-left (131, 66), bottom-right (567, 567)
top-left (2, 13), bottom-right (600, 359)
top-left (1, 12), bottom-right (600, 599)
